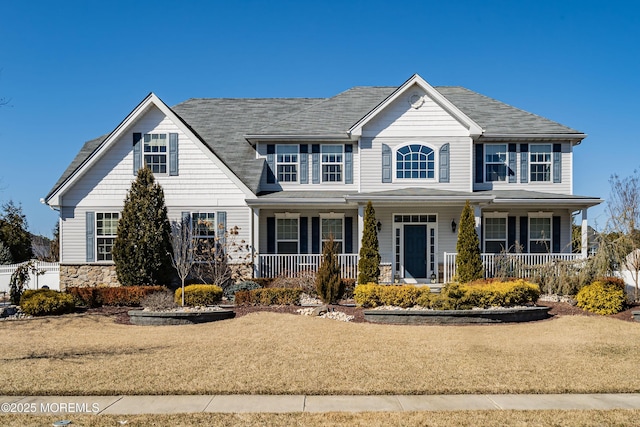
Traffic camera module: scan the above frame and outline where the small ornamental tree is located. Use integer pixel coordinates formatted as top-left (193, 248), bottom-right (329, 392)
top-left (456, 200), bottom-right (484, 283)
top-left (358, 201), bottom-right (381, 284)
top-left (169, 217), bottom-right (195, 306)
top-left (112, 167), bottom-right (173, 286)
top-left (316, 234), bottom-right (344, 304)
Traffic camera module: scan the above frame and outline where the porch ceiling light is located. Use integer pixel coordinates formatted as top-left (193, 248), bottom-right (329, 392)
top-left (451, 219), bottom-right (457, 233)
top-left (376, 221), bottom-right (382, 232)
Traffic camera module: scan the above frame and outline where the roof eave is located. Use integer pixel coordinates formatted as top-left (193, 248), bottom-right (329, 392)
top-left (345, 195), bottom-right (494, 203)
top-left (491, 198), bottom-right (603, 208)
top-left (245, 133), bottom-right (354, 144)
top-left (479, 133), bottom-right (586, 144)
top-left (246, 197), bottom-right (351, 206)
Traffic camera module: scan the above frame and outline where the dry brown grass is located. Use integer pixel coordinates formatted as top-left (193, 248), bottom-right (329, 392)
top-left (2, 410), bottom-right (640, 427)
top-left (1, 312), bottom-right (640, 395)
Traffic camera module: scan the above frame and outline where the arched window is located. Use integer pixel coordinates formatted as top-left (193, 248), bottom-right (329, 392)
top-left (396, 144), bottom-right (435, 179)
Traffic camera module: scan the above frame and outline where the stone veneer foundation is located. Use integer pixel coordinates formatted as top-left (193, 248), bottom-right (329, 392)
top-left (61, 263), bottom-right (255, 290)
top-left (60, 264), bottom-right (120, 290)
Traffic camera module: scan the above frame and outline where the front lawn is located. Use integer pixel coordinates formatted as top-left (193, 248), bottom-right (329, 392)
top-left (1, 311), bottom-right (639, 396)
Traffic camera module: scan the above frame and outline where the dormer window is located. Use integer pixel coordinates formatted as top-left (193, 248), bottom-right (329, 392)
top-left (396, 144), bottom-right (434, 179)
top-left (276, 145), bottom-right (298, 182)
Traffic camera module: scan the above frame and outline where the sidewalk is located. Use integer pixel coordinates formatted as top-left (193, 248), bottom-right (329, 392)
top-left (2, 394), bottom-right (640, 415)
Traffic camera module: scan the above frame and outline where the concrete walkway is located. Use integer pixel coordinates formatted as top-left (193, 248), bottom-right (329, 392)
top-left (2, 394), bottom-right (640, 415)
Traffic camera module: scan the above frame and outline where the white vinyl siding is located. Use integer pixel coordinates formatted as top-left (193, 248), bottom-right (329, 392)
top-left (59, 106), bottom-right (253, 263)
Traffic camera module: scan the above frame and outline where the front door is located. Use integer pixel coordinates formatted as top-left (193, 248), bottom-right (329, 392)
top-left (404, 224), bottom-right (427, 279)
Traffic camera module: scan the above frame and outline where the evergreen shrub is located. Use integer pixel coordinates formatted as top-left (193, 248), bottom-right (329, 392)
top-left (455, 200), bottom-right (483, 283)
top-left (234, 288), bottom-right (302, 306)
top-left (576, 280), bottom-right (627, 315)
top-left (354, 284), bottom-right (431, 308)
top-left (315, 235), bottom-right (344, 304)
top-left (174, 284), bottom-right (223, 306)
top-left (357, 201), bottom-right (380, 284)
top-left (224, 281), bottom-right (261, 301)
top-left (20, 289), bottom-right (75, 316)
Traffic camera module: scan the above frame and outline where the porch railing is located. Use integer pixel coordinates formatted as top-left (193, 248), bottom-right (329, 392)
top-left (443, 252), bottom-right (584, 284)
top-left (257, 254), bottom-right (359, 279)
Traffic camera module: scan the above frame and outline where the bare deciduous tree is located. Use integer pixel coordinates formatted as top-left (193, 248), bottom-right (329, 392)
top-left (606, 169), bottom-right (640, 300)
top-left (169, 217), bottom-right (195, 306)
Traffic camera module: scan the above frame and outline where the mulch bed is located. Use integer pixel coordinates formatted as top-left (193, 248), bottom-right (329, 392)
top-left (97, 301), bottom-right (640, 325)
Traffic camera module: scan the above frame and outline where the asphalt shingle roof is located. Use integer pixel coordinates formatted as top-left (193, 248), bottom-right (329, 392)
top-left (46, 83), bottom-right (584, 200)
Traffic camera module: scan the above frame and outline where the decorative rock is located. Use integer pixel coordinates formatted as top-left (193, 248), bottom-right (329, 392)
top-left (312, 305), bottom-right (329, 316)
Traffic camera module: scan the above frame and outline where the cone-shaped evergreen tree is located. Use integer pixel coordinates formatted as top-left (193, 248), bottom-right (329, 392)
top-left (112, 167), bottom-right (173, 286)
top-left (357, 201), bottom-right (381, 284)
top-left (455, 200), bottom-right (484, 283)
top-left (315, 234), bottom-right (344, 304)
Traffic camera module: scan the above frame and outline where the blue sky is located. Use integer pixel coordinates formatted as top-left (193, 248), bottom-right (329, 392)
top-left (0, 0), bottom-right (638, 237)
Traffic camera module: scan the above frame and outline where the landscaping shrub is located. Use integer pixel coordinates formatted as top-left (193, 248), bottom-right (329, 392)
top-left (224, 281), bottom-right (261, 301)
top-left (174, 284), bottom-right (223, 306)
top-left (67, 286), bottom-right (165, 307)
top-left (354, 280), bottom-right (539, 310)
top-left (316, 235), bottom-right (344, 304)
top-left (234, 288), bottom-right (302, 306)
top-left (271, 271), bottom-right (317, 295)
top-left (141, 290), bottom-right (176, 311)
top-left (455, 200), bottom-right (483, 283)
top-left (20, 289), bottom-right (75, 316)
top-left (576, 280), bottom-right (627, 315)
top-left (354, 284), bottom-right (431, 308)
top-left (357, 201), bottom-right (380, 284)
top-left (341, 278), bottom-right (356, 300)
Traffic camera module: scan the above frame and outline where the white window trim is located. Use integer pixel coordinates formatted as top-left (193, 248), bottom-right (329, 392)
top-left (275, 213), bottom-right (300, 254)
top-left (483, 212), bottom-right (508, 253)
top-left (320, 213), bottom-right (345, 253)
top-left (96, 212), bottom-right (119, 262)
top-left (529, 143), bottom-right (552, 183)
top-left (320, 144), bottom-right (344, 183)
top-left (484, 143), bottom-right (508, 182)
top-left (392, 142), bottom-right (437, 183)
top-left (528, 212), bottom-right (552, 253)
top-left (143, 133), bottom-right (169, 176)
top-left (276, 144), bottom-right (299, 183)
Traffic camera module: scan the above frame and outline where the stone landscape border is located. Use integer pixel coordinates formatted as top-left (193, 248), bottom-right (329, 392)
top-left (363, 306), bottom-right (551, 324)
top-left (128, 309), bottom-right (235, 326)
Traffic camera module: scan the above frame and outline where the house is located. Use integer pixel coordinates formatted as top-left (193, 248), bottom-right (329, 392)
top-left (44, 74), bottom-right (602, 288)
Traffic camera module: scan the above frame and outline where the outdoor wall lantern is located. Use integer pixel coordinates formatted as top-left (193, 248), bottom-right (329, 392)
top-left (430, 272), bottom-right (437, 284)
top-left (377, 221), bottom-right (382, 232)
top-left (451, 219), bottom-right (457, 233)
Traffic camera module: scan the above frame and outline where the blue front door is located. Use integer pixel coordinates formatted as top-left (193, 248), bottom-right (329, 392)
top-left (404, 225), bottom-right (427, 278)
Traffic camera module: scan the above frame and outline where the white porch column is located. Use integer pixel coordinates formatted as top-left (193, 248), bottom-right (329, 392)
top-left (474, 205), bottom-right (482, 243)
top-left (357, 204), bottom-right (364, 253)
top-left (252, 207), bottom-right (260, 276)
top-left (581, 209), bottom-right (588, 258)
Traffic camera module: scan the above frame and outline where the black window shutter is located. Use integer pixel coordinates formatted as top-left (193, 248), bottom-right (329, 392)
top-left (311, 217), bottom-right (320, 254)
top-left (508, 216), bottom-right (516, 252)
top-left (133, 133), bottom-right (142, 175)
top-left (508, 144), bottom-right (517, 183)
top-left (520, 216), bottom-right (528, 253)
top-left (312, 144), bottom-right (320, 184)
top-left (553, 144), bottom-right (562, 183)
top-left (345, 217), bottom-right (353, 254)
top-left (520, 144), bottom-right (528, 183)
top-left (267, 217), bottom-right (276, 254)
top-left (552, 216), bottom-right (561, 253)
top-left (475, 144), bottom-right (484, 183)
top-left (266, 144), bottom-right (276, 184)
top-left (300, 217), bottom-right (308, 254)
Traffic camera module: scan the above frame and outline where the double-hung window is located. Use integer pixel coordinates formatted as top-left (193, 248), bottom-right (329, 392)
top-left (485, 144), bottom-right (507, 182)
top-left (276, 145), bottom-right (298, 182)
top-left (484, 216), bottom-right (507, 253)
top-left (321, 145), bottom-right (343, 182)
top-left (529, 216), bottom-right (551, 253)
top-left (276, 217), bottom-right (299, 254)
top-left (396, 144), bottom-right (435, 179)
top-left (192, 212), bottom-right (216, 259)
top-left (530, 144), bottom-right (551, 182)
top-left (321, 216), bottom-right (343, 253)
top-left (143, 133), bottom-right (168, 174)
top-left (96, 212), bottom-right (119, 261)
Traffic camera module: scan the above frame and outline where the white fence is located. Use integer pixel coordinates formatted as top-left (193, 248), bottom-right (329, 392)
top-left (0, 261), bottom-right (60, 295)
top-left (443, 253), bottom-right (583, 284)
top-left (257, 254), bottom-right (358, 279)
